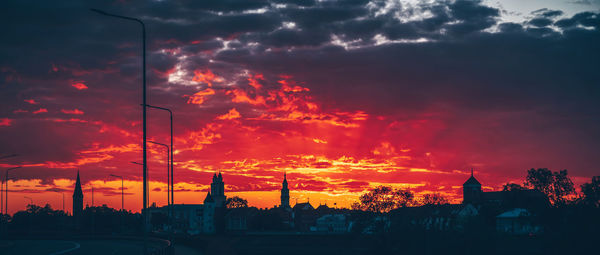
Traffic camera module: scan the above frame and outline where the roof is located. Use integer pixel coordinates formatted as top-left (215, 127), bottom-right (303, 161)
top-left (463, 175), bottom-right (481, 186)
top-left (293, 202), bottom-right (314, 211)
top-left (482, 189), bottom-right (550, 209)
top-left (317, 204), bottom-right (330, 210)
top-left (496, 208), bottom-right (531, 218)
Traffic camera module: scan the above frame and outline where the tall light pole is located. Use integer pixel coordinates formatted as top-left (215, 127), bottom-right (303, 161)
top-left (144, 104), bottom-right (174, 207)
top-left (5, 166), bottom-right (21, 215)
top-left (91, 184), bottom-right (94, 207)
top-left (149, 141), bottom-right (170, 209)
top-left (0, 155), bottom-right (17, 215)
top-left (110, 174), bottom-right (124, 211)
top-left (91, 8), bottom-right (148, 253)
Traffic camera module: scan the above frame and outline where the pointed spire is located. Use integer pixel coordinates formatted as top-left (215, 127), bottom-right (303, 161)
top-left (73, 170), bottom-right (83, 198)
top-left (471, 168), bottom-right (474, 177)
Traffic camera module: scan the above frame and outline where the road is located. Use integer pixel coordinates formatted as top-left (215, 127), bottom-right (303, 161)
top-left (0, 239), bottom-right (201, 255)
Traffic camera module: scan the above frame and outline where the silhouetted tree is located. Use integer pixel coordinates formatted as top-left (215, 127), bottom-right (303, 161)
top-left (226, 196), bottom-right (248, 209)
top-left (580, 176), bottom-right (600, 207)
top-left (502, 183), bottom-right (526, 191)
top-left (419, 193), bottom-right (449, 206)
top-left (9, 204), bottom-right (68, 233)
top-left (81, 205), bottom-right (142, 234)
top-left (526, 168), bottom-right (575, 205)
top-left (352, 186), bottom-right (414, 213)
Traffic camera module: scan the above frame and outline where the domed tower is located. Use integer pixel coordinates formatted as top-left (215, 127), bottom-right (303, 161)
top-left (463, 169), bottom-right (482, 204)
top-left (281, 173), bottom-right (290, 209)
top-left (72, 170), bottom-right (83, 217)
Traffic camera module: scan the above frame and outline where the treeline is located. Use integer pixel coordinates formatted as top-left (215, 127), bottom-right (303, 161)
top-left (352, 168), bottom-right (599, 212)
top-left (1, 204), bottom-right (143, 235)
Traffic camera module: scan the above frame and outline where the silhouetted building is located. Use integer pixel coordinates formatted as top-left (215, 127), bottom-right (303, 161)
top-left (147, 173), bottom-right (227, 234)
top-left (390, 204), bottom-right (479, 232)
top-left (316, 203), bottom-right (332, 216)
top-left (293, 201), bottom-right (317, 231)
top-left (211, 172), bottom-right (226, 207)
top-left (316, 214), bottom-right (349, 233)
top-left (72, 170), bottom-right (83, 218)
top-left (496, 208), bottom-right (542, 235)
top-left (225, 207), bottom-right (259, 232)
top-left (462, 170), bottom-right (549, 209)
top-left (203, 191), bottom-right (216, 233)
top-left (462, 169), bottom-right (482, 204)
top-left (281, 172), bottom-right (290, 209)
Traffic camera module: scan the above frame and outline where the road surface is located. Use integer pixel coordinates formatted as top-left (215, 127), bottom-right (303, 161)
top-left (0, 239), bottom-right (201, 255)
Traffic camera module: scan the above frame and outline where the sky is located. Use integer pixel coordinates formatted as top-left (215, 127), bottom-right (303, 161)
top-left (1, 0), bottom-right (599, 214)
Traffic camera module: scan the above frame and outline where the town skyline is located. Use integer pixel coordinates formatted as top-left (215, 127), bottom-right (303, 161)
top-left (2, 0), bottom-right (600, 215)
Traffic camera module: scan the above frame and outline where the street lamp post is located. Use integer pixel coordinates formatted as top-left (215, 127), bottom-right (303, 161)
top-left (0, 155), bottom-right (17, 215)
top-left (91, 8), bottom-right (148, 253)
top-left (110, 174), bottom-right (124, 211)
top-left (5, 166), bottom-right (21, 215)
top-left (144, 104), bottom-right (174, 207)
top-left (91, 185), bottom-right (94, 207)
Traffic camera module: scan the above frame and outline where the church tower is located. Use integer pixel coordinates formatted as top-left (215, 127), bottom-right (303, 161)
top-left (462, 169), bottom-right (482, 204)
top-left (281, 172), bottom-right (290, 209)
top-left (72, 170), bottom-right (83, 217)
top-left (210, 172), bottom-right (226, 207)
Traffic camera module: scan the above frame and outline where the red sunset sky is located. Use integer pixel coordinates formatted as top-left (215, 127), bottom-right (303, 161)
top-left (1, 0), bottom-right (599, 214)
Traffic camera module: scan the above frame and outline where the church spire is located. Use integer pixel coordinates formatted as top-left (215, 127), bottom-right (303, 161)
top-left (280, 172), bottom-right (290, 209)
top-left (72, 170), bottom-right (84, 219)
top-left (73, 170), bottom-right (83, 198)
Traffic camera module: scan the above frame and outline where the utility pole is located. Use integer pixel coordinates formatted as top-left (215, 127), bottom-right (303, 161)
top-left (92, 8), bottom-right (148, 254)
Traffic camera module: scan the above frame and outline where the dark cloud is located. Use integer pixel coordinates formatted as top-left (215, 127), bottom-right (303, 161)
top-left (531, 8), bottom-right (564, 18)
top-left (555, 11), bottom-right (600, 28)
top-left (528, 17), bottom-right (554, 27)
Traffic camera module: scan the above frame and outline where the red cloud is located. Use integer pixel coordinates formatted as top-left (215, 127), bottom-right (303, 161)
top-left (24, 99), bottom-right (39, 105)
top-left (192, 69), bottom-right (223, 87)
top-left (227, 89), bottom-right (267, 106)
top-left (184, 88), bottom-right (216, 105)
top-left (0, 118), bottom-right (12, 127)
top-left (33, 108), bottom-right (48, 114)
top-left (61, 109), bottom-right (84, 115)
top-left (217, 108), bottom-right (241, 120)
top-left (71, 81), bottom-right (88, 90)
top-left (248, 74), bottom-right (264, 90)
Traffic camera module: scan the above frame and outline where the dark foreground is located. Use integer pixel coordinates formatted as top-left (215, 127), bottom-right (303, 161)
top-left (0, 238), bottom-right (200, 255)
top-left (184, 231), bottom-right (596, 255)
